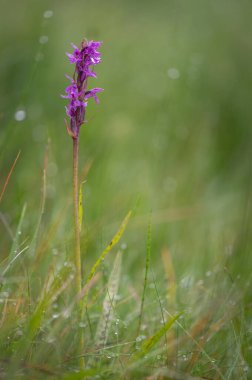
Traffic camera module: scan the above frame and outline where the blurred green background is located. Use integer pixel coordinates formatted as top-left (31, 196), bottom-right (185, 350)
top-left (0, 0), bottom-right (252, 283)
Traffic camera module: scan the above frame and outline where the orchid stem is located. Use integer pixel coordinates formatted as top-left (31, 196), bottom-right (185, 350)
top-left (72, 136), bottom-right (85, 368)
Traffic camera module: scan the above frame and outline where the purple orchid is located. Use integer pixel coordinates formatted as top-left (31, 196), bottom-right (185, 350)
top-left (62, 40), bottom-right (103, 138)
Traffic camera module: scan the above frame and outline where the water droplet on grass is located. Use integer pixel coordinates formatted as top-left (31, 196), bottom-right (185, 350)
top-left (136, 335), bottom-right (146, 342)
top-left (46, 336), bottom-right (56, 343)
top-left (1, 292), bottom-right (9, 298)
top-left (114, 294), bottom-right (122, 301)
top-left (43, 10), bottom-right (53, 18)
top-left (14, 109), bottom-right (26, 121)
top-left (52, 248), bottom-right (58, 256)
top-left (39, 35), bottom-right (49, 44)
top-left (16, 329), bottom-right (23, 336)
top-left (180, 275), bottom-right (194, 288)
top-left (121, 242), bottom-right (127, 250)
top-left (167, 67), bottom-right (180, 79)
top-left (35, 52), bottom-right (44, 62)
top-left (62, 309), bottom-right (70, 319)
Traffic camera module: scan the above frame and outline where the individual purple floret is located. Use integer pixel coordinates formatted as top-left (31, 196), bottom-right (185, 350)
top-left (62, 40), bottom-right (103, 138)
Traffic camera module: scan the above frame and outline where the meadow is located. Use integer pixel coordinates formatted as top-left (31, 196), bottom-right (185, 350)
top-left (0, 0), bottom-right (252, 378)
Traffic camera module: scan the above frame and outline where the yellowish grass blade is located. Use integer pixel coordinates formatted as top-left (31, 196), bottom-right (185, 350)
top-left (161, 247), bottom-right (177, 307)
top-left (84, 210), bottom-right (131, 288)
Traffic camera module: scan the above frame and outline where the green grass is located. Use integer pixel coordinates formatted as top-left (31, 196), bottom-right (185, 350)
top-left (0, 0), bottom-right (252, 378)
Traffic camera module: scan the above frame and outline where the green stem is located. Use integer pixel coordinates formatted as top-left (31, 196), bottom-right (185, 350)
top-left (72, 137), bottom-right (85, 368)
top-left (73, 137), bottom-right (82, 295)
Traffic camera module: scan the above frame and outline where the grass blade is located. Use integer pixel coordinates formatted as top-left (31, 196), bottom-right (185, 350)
top-left (137, 216), bottom-right (151, 336)
top-left (0, 150), bottom-right (21, 204)
top-left (84, 210), bottom-right (131, 291)
top-left (132, 312), bottom-right (183, 362)
top-left (9, 203), bottom-right (27, 262)
top-left (94, 250), bottom-right (122, 348)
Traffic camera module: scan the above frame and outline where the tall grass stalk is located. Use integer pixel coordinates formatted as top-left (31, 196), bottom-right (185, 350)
top-left (72, 136), bottom-right (85, 367)
top-left (137, 217), bottom-right (151, 337)
top-left (73, 136), bottom-right (82, 299)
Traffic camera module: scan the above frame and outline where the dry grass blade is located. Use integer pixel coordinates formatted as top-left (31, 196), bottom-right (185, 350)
top-left (161, 247), bottom-right (177, 307)
top-left (0, 150), bottom-right (21, 204)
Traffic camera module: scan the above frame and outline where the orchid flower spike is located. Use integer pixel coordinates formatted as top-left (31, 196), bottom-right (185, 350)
top-left (62, 39), bottom-right (103, 138)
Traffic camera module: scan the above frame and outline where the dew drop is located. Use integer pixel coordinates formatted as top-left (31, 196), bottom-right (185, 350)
top-left (62, 309), bottom-right (71, 319)
top-left (43, 10), bottom-right (53, 18)
top-left (39, 35), bottom-right (49, 44)
top-left (35, 52), bottom-right (44, 62)
top-left (167, 67), bottom-right (180, 80)
top-left (16, 329), bottom-right (23, 336)
top-left (1, 292), bottom-right (9, 298)
top-left (136, 335), bottom-right (146, 342)
top-left (46, 336), bottom-right (56, 343)
top-left (14, 109), bottom-right (26, 122)
top-left (52, 248), bottom-right (58, 256)
top-left (121, 242), bottom-right (127, 250)
top-left (114, 294), bottom-right (122, 301)
top-left (180, 275), bottom-right (194, 288)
